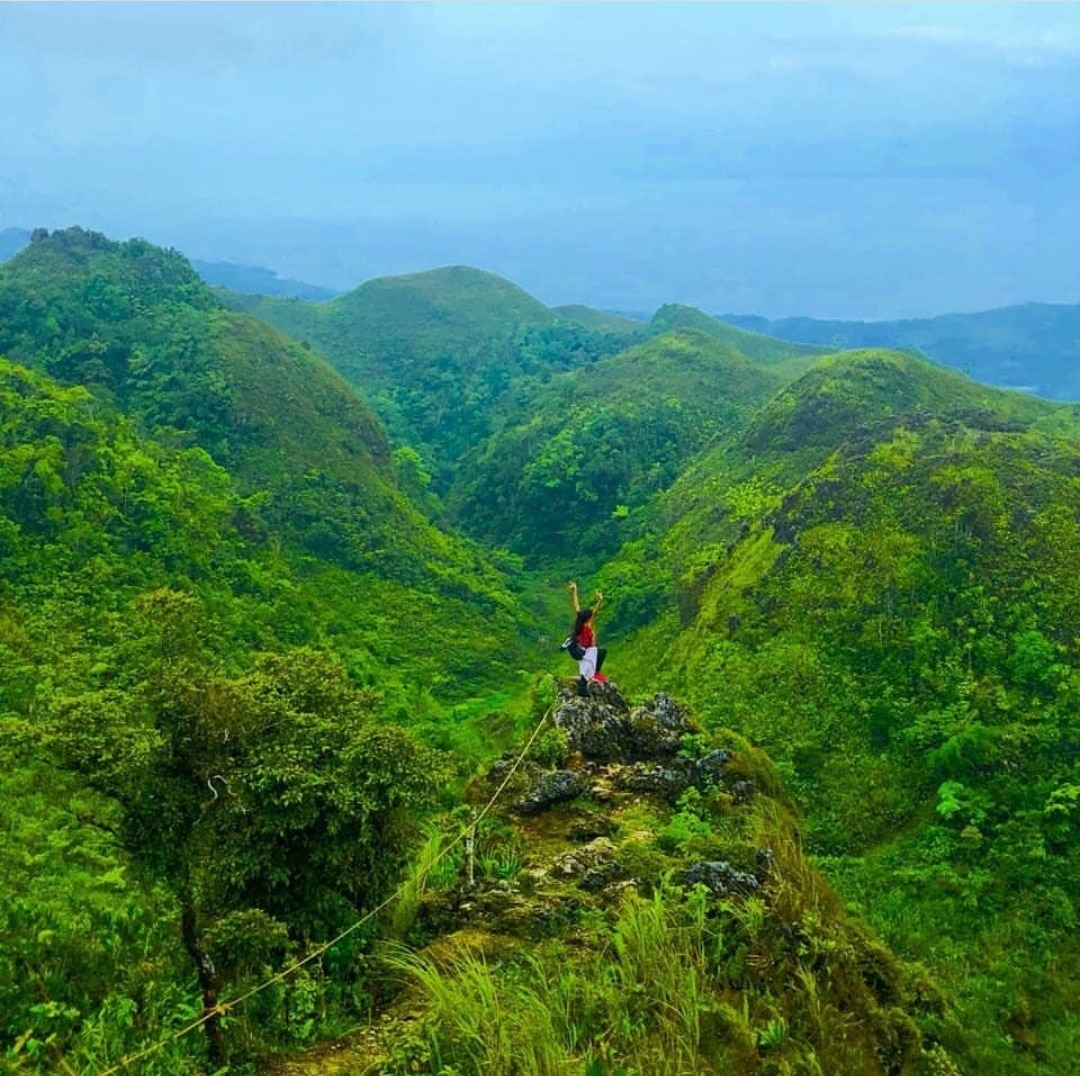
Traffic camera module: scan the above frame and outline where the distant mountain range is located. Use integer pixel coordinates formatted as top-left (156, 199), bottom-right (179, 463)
top-left (4, 223), bottom-right (1080, 399)
top-left (721, 305), bottom-right (1080, 401)
top-left (191, 259), bottom-right (340, 300)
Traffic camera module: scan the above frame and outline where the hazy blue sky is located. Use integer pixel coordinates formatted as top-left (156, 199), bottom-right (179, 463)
top-left (3, 2), bottom-right (1079, 317)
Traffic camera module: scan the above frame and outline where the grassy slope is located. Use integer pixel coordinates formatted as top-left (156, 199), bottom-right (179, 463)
top-left (648, 302), bottom-right (831, 369)
top-left (0, 229), bottom-right (537, 703)
top-left (0, 238), bottom-right (569, 1069)
top-left (9, 235), bottom-right (1079, 1071)
top-left (608, 350), bottom-right (1065, 630)
top-left (607, 350), bottom-right (1080, 1072)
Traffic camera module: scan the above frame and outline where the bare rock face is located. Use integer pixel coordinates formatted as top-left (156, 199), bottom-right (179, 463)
top-left (552, 689), bottom-right (633, 762)
top-left (627, 692), bottom-right (694, 758)
top-left (682, 860), bottom-right (761, 898)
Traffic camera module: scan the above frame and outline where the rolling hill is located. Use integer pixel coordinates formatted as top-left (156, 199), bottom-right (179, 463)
top-left (220, 266), bottom-right (631, 482)
top-left (601, 349), bottom-right (1069, 635)
top-left (604, 350), bottom-right (1080, 1073)
top-left (649, 302), bottom-right (831, 370)
top-left (223, 271), bottom-right (842, 568)
top-left (0, 227), bottom-right (534, 700)
top-left (449, 327), bottom-right (789, 561)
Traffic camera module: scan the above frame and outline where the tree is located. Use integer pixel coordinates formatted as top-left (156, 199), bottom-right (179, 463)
top-left (35, 589), bottom-right (445, 1066)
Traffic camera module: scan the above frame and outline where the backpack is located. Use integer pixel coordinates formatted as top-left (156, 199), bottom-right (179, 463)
top-left (560, 633), bottom-right (587, 661)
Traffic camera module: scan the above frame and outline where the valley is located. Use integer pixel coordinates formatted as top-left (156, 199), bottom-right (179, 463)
top-left (2, 227), bottom-right (1078, 1074)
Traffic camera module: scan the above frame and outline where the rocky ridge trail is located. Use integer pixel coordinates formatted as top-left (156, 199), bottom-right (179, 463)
top-left (273, 683), bottom-right (947, 1075)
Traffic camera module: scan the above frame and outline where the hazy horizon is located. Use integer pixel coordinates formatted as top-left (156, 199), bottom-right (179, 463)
top-left (4, 2), bottom-right (1079, 320)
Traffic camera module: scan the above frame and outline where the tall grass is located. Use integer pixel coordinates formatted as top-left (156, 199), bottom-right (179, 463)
top-left (382, 891), bottom-right (757, 1075)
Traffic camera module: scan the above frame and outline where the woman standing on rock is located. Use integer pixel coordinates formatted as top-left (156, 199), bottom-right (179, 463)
top-left (567, 581), bottom-right (607, 696)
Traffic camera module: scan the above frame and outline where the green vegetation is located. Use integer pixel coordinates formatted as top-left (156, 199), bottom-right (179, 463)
top-left (4, 226), bottom-right (1080, 1074)
top-left (550, 303), bottom-right (646, 338)
top-left (0, 229), bottom-right (533, 699)
top-left (345, 695), bottom-right (945, 1076)
top-left (648, 302), bottom-right (830, 371)
top-left (609, 355), bottom-right (1080, 1073)
top-left (220, 266), bottom-right (634, 493)
top-left (451, 329), bottom-right (785, 561)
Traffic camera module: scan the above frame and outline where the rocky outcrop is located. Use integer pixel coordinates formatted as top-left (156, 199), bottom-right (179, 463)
top-left (513, 769), bottom-right (586, 815)
top-left (435, 683), bottom-right (770, 941)
top-left (553, 687), bottom-right (692, 762)
top-left (303, 682), bottom-right (948, 1076)
top-left (682, 860), bottom-right (761, 898)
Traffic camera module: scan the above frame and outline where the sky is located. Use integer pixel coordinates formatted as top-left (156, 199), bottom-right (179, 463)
top-left (2, 2), bottom-right (1079, 319)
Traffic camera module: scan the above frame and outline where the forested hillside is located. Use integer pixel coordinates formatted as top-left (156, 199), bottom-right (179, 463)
top-left (0, 230), bottom-right (551, 1071)
top-left (450, 328), bottom-right (787, 560)
top-left (4, 228), bottom-right (1079, 1075)
top-left (223, 277), bottom-right (830, 565)
top-left (220, 266), bottom-right (636, 490)
top-left (0, 228), bottom-right (527, 678)
top-left (608, 351), bottom-right (1080, 1072)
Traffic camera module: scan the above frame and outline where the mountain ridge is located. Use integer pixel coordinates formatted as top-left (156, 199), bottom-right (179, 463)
top-left (5, 223), bottom-right (1080, 1075)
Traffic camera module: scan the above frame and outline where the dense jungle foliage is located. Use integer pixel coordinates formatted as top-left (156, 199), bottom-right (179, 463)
top-left (0, 230), bottom-right (541, 1071)
top-left (2, 227), bottom-right (1079, 1074)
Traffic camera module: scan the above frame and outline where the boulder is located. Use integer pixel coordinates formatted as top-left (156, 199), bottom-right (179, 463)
top-left (682, 860), bottom-right (761, 898)
top-left (514, 770), bottom-right (587, 815)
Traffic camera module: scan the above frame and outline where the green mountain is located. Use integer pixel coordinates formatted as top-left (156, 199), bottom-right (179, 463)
top-left (220, 268), bottom-right (640, 491)
top-left (7, 228), bottom-right (1080, 1075)
top-left (648, 303), bottom-right (831, 371)
top-left (606, 351), bottom-right (1080, 1072)
top-left (607, 349), bottom-right (1065, 634)
top-left (551, 302), bottom-right (646, 337)
top-left (224, 275), bottom-right (833, 569)
top-left (723, 303), bottom-right (1080, 401)
top-left (0, 228), bottom-right (531, 699)
top-left (450, 328), bottom-right (787, 561)
top-left (0, 230), bottom-right (566, 1072)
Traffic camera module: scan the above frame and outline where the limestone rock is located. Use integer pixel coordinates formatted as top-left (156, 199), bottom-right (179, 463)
top-left (514, 769), bottom-right (587, 815)
top-left (682, 860), bottom-right (761, 898)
